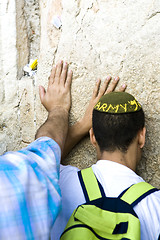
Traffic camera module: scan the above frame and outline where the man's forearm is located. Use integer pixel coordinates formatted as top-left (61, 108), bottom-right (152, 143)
top-left (35, 107), bottom-right (69, 153)
top-left (61, 120), bottom-right (89, 161)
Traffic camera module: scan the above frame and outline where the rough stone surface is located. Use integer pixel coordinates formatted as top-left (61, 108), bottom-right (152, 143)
top-left (0, 0), bottom-right (38, 152)
top-left (0, 0), bottom-right (160, 188)
top-left (0, 0), bottom-right (21, 154)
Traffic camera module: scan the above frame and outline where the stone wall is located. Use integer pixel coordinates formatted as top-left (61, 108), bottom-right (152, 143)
top-left (0, 0), bottom-right (160, 188)
top-left (0, 0), bottom-right (39, 151)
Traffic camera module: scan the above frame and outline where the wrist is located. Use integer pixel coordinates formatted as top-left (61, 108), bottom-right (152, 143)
top-left (79, 115), bottom-right (92, 132)
top-left (75, 119), bottom-right (90, 137)
top-left (48, 106), bottom-right (69, 118)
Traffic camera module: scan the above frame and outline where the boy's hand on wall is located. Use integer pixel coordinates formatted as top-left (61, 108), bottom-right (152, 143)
top-left (79, 76), bottom-right (127, 132)
top-left (39, 61), bottom-right (73, 113)
top-left (61, 76), bottom-right (126, 160)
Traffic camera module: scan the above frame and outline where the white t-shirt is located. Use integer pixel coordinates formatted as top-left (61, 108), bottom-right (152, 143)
top-left (52, 160), bottom-right (160, 240)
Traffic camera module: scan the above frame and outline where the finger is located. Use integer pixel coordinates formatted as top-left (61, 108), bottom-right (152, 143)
top-left (98, 76), bottom-right (111, 97)
top-left (92, 79), bottom-right (101, 98)
top-left (49, 65), bottom-right (56, 85)
top-left (39, 85), bottom-right (46, 103)
top-left (60, 62), bottom-right (68, 84)
top-left (65, 70), bottom-right (73, 88)
top-left (106, 76), bottom-right (119, 93)
top-left (55, 60), bottom-right (63, 82)
top-left (118, 84), bottom-right (127, 92)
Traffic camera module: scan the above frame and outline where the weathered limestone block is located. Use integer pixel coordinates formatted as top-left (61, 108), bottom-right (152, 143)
top-left (36, 0), bottom-right (63, 131)
top-left (0, 0), bottom-right (18, 103)
top-left (19, 77), bottom-right (36, 148)
top-left (37, 0), bottom-right (160, 188)
top-left (0, 0), bottom-right (31, 153)
top-left (0, 0), bottom-right (20, 154)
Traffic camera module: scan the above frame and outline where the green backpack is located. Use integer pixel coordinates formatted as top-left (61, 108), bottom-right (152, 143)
top-left (60, 167), bottom-right (158, 240)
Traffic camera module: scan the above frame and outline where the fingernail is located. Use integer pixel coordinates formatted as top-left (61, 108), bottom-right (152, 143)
top-left (106, 76), bottom-right (111, 80)
top-left (122, 84), bottom-right (126, 88)
top-left (115, 77), bottom-right (119, 81)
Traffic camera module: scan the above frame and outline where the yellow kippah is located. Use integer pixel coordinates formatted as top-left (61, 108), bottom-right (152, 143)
top-left (94, 92), bottom-right (142, 114)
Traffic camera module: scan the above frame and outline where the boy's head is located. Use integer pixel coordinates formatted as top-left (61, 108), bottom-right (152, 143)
top-left (92, 92), bottom-right (145, 153)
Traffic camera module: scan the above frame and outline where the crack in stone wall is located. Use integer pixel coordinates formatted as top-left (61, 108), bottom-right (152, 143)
top-left (23, 0), bottom-right (40, 59)
top-left (17, 0), bottom-right (40, 147)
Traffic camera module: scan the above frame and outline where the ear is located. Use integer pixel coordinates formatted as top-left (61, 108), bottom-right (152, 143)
top-left (89, 128), bottom-right (97, 148)
top-left (138, 127), bottom-right (146, 149)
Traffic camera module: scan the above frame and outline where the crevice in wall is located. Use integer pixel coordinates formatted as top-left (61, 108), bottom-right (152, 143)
top-left (15, 0), bottom-right (40, 79)
top-left (23, 0), bottom-right (40, 59)
top-left (15, 0), bottom-right (40, 146)
top-left (147, 11), bottom-right (160, 20)
top-left (16, 0), bottom-right (29, 79)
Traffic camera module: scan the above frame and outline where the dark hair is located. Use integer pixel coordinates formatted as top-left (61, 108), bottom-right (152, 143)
top-left (92, 109), bottom-right (145, 153)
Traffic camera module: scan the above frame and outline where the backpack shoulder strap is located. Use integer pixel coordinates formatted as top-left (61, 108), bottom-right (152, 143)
top-left (120, 182), bottom-right (158, 207)
top-left (78, 167), bottom-right (104, 202)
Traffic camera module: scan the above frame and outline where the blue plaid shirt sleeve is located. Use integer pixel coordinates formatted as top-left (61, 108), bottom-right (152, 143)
top-left (0, 137), bottom-right (61, 240)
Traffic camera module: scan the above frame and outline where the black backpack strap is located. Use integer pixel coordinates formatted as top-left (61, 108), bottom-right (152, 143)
top-left (78, 167), bottom-right (105, 202)
top-left (120, 182), bottom-right (159, 207)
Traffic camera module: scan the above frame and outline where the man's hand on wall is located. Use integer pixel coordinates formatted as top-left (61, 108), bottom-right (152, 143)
top-left (39, 61), bottom-right (73, 113)
top-left (35, 61), bottom-right (73, 153)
